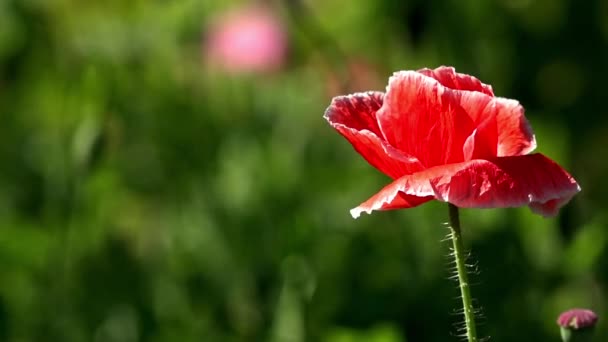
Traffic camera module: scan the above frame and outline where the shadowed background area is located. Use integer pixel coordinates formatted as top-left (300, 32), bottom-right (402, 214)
top-left (0, 0), bottom-right (607, 341)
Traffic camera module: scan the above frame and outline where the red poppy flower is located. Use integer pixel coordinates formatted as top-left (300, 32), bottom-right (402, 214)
top-left (325, 66), bottom-right (580, 218)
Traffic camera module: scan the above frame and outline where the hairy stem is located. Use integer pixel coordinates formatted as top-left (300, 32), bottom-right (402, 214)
top-left (448, 203), bottom-right (477, 342)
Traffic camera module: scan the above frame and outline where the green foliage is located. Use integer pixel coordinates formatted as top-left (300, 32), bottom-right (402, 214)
top-left (0, 0), bottom-right (606, 341)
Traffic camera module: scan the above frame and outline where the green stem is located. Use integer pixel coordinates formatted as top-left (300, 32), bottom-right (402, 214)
top-left (448, 203), bottom-right (478, 342)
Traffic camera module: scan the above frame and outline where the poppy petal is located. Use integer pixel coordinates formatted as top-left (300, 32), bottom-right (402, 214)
top-left (324, 91), bottom-right (384, 136)
top-left (463, 114), bottom-right (498, 161)
top-left (350, 153), bottom-right (579, 218)
top-left (493, 98), bottom-right (537, 156)
top-left (460, 92), bottom-right (499, 160)
top-left (417, 66), bottom-right (494, 96)
top-left (350, 192), bottom-right (433, 218)
top-left (377, 71), bottom-right (477, 167)
top-left (325, 92), bottom-right (425, 179)
top-left (447, 82), bottom-right (535, 157)
top-left (460, 95), bottom-right (537, 159)
top-left (418, 67), bottom-right (536, 157)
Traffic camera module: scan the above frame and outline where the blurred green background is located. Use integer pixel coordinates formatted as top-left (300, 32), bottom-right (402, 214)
top-left (1, 0), bottom-right (607, 341)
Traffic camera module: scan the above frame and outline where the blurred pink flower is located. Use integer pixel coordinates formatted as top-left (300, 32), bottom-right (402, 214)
top-left (205, 5), bottom-right (288, 73)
